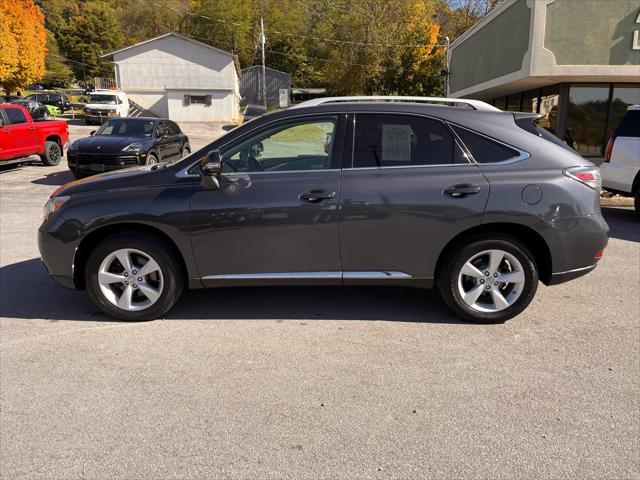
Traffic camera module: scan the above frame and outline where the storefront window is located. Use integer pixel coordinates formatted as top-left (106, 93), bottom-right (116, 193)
top-left (506, 93), bottom-right (522, 111)
top-left (607, 85), bottom-right (640, 139)
top-left (522, 89), bottom-right (539, 113)
top-left (538, 86), bottom-right (560, 134)
top-left (567, 85), bottom-right (609, 157)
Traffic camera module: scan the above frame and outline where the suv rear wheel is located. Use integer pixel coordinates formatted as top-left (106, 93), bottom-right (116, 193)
top-left (85, 234), bottom-right (183, 321)
top-left (438, 236), bottom-right (538, 323)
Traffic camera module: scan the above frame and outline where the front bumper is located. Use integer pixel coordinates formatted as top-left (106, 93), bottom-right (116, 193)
top-left (38, 213), bottom-right (78, 290)
top-left (68, 152), bottom-right (141, 174)
top-left (84, 111), bottom-right (119, 123)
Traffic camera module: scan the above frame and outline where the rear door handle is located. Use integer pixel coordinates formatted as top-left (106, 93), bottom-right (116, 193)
top-left (443, 184), bottom-right (482, 198)
top-left (299, 189), bottom-right (337, 203)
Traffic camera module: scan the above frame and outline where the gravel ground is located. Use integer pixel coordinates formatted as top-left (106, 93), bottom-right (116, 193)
top-left (0, 122), bottom-right (638, 479)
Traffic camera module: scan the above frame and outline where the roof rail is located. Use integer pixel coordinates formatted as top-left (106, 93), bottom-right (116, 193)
top-left (289, 96), bottom-right (500, 112)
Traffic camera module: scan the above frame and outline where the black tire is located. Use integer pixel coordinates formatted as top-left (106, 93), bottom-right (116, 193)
top-left (85, 234), bottom-right (184, 321)
top-left (437, 235), bottom-right (538, 323)
top-left (146, 153), bottom-right (159, 166)
top-left (182, 147), bottom-right (191, 158)
top-left (71, 170), bottom-right (88, 179)
top-left (40, 140), bottom-right (62, 166)
top-left (634, 190), bottom-right (640, 221)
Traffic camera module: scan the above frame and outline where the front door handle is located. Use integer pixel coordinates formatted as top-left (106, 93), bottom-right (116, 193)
top-left (299, 189), bottom-right (337, 203)
top-left (443, 184), bottom-right (482, 198)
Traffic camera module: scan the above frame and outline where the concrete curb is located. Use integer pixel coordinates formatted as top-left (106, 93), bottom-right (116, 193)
top-left (600, 196), bottom-right (634, 207)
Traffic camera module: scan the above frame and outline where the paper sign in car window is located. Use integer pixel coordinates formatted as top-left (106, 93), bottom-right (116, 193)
top-left (382, 124), bottom-right (412, 162)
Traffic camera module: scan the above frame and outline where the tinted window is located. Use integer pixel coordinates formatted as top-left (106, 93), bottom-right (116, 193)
top-left (167, 121), bottom-right (181, 136)
top-left (222, 116), bottom-right (337, 173)
top-left (613, 110), bottom-right (640, 138)
top-left (452, 126), bottom-right (520, 163)
top-left (4, 107), bottom-right (27, 125)
top-left (353, 114), bottom-right (467, 168)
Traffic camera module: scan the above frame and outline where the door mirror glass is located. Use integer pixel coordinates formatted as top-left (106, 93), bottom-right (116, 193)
top-left (199, 150), bottom-right (222, 189)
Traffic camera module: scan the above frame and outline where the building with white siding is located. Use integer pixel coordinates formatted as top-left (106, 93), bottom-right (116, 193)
top-left (101, 33), bottom-right (241, 122)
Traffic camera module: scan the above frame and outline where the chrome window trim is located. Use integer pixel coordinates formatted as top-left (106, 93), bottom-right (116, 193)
top-left (201, 271), bottom-right (413, 281)
top-left (447, 122), bottom-right (531, 166)
top-left (345, 163), bottom-right (480, 172)
top-left (176, 112), bottom-right (344, 178)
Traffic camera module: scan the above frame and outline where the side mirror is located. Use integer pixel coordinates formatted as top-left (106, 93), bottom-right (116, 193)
top-left (90, 130), bottom-right (96, 136)
top-left (199, 150), bottom-right (222, 189)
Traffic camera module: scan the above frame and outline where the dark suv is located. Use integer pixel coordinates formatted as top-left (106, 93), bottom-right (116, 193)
top-left (38, 97), bottom-right (608, 323)
top-left (26, 92), bottom-right (71, 113)
top-left (67, 117), bottom-right (190, 178)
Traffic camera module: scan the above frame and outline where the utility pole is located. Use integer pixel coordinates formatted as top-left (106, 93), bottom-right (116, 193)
top-left (260, 16), bottom-right (267, 108)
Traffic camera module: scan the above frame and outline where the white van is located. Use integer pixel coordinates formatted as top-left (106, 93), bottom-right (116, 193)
top-left (600, 105), bottom-right (640, 218)
top-left (83, 90), bottom-right (130, 125)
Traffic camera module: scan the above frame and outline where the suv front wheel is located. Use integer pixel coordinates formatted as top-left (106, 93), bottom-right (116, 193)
top-left (85, 234), bottom-right (183, 321)
top-left (438, 236), bottom-right (538, 323)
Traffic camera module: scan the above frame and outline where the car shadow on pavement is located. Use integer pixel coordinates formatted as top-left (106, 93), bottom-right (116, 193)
top-left (0, 258), bottom-right (462, 324)
top-left (601, 207), bottom-right (639, 242)
top-left (31, 170), bottom-right (75, 186)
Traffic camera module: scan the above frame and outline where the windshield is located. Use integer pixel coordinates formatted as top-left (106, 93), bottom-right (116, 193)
top-left (95, 119), bottom-right (155, 137)
top-left (89, 94), bottom-right (117, 105)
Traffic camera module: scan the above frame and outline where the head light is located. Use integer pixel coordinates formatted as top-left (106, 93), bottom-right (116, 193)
top-left (122, 143), bottom-right (143, 152)
top-left (43, 195), bottom-right (70, 220)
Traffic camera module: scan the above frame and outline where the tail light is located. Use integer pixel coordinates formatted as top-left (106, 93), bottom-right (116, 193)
top-left (563, 166), bottom-right (601, 190)
top-left (604, 137), bottom-right (614, 162)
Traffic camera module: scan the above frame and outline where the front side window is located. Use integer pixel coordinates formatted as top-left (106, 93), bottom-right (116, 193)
top-left (352, 114), bottom-right (468, 168)
top-left (4, 107), bottom-right (27, 125)
top-left (221, 116), bottom-right (337, 173)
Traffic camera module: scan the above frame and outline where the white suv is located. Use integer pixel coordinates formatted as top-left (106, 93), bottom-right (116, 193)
top-left (600, 105), bottom-right (640, 218)
top-left (84, 90), bottom-right (130, 125)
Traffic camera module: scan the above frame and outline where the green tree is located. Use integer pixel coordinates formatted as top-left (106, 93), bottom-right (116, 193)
top-left (42, 30), bottom-right (73, 87)
top-left (57, 0), bottom-right (125, 82)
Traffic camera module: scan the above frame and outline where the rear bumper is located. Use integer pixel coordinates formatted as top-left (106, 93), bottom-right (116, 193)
top-left (548, 264), bottom-right (597, 286)
top-left (544, 212), bottom-right (608, 285)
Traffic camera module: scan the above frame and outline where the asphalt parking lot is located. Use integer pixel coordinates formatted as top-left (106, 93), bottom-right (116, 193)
top-left (1, 122), bottom-right (638, 479)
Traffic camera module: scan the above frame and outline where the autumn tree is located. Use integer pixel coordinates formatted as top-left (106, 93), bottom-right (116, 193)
top-left (0, 0), bottom-right (47, 94)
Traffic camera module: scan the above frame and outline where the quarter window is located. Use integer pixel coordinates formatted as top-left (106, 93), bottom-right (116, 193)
top-left (352, 114), bottom-right (468, 168)
top-left (221, 116), bottom-right (337, 173)
top-left (451, 126), bottom-right (520, 163)
top-left (4, 107), bottom-right (27, 125)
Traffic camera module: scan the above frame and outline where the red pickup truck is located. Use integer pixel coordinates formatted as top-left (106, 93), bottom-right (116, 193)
top-left (0, 104), bottom-right (69, 166)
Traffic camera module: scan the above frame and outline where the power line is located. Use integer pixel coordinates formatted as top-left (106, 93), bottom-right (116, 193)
top-left (265, 49), bottom-right (369, 68)
top-left (134, 0), bottom-right (441, 49)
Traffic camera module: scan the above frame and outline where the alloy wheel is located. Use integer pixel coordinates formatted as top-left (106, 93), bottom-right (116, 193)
top-left (97, 248), bottom-right (164, 311)
top-left (457, 249), bottom-right (525, 313)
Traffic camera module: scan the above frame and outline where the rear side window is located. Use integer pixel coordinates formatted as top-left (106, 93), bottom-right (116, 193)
top-left (353, 114), bottom-right (468, 167)
top-left (452, 125), bottom-right (520, 163)
top-left (613, 110), bottom-right (640, 138)
top-left (4, 107), bottom-right (27, 125)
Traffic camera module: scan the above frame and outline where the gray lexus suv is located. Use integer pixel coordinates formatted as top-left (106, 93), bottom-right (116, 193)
top-left (38, 97), bottom-right (608, 323)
